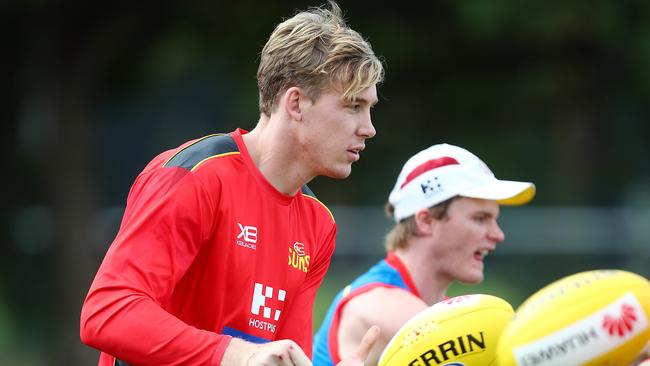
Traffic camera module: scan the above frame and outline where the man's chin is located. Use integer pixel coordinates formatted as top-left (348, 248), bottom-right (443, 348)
top-left (459, 271), bottom-right (484, 285)
top-left (322, 166), bottom-right (352, 179)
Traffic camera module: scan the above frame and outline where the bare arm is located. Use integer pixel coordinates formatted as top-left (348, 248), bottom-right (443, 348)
top-left (337, 287), bottom-right (428, 366)
top-left (336, 326), bottom-right (381, 366)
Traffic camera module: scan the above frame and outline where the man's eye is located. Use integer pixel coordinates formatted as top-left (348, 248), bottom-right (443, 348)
top-left (348, 104), bottom-right (361, 111)
top-left (473, 216), bottom-right (487, 223)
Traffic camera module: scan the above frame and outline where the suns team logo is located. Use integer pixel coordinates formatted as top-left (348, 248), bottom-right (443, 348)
top-left (602, 303), bottom-right (638, 337)
top-left (288, 242), bottom-right (310, 273)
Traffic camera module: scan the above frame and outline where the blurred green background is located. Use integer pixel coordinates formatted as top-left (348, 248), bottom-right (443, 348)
top-left (2, 0), bottom-right (650, 365)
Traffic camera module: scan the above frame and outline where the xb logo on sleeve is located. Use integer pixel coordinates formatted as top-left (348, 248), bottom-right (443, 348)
top-left (236, 223), bottom-right (258, 250)
top-left (249, 283), bottom-right (286, 334)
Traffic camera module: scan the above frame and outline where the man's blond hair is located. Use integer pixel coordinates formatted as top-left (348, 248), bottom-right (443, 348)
top-left (384, 198), bottom-right (456, 252)
top-left (257, 1), bottom-right (384, 116)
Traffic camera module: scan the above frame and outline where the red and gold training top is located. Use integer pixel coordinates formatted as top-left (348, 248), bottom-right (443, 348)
top-left (80, 129), bottom-right (337, 366)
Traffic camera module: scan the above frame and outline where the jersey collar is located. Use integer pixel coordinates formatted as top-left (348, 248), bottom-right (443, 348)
top-left (385, 252), bottom-right (422, 299)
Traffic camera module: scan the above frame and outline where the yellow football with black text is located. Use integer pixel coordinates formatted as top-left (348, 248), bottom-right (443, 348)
top-left (378, 294), bottom-right (515, 366)
top-left (496, 269), bottom-right (650, 366)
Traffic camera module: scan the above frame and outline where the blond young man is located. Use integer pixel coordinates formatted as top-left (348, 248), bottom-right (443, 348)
top-left (80, 2), bottom-right (383, 366)
top-left (313, 144), bottom-right (535, 366)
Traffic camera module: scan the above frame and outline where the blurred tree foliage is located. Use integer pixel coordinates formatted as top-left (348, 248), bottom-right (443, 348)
top-left (2, 1), bottom-right (650, 365)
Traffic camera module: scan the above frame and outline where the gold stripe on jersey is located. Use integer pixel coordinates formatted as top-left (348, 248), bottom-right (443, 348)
top-left (162, 133), bottom-right (223, 168)
top-left (302, 194), bottom-right (335, 223)
top-left (164, 133), bottom-right (239, 171)
top-left (190, 152), bottom-right (240, 172)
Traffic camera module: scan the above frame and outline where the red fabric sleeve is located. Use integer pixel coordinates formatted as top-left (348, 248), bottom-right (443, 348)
top-left (80, 168), bottom-right (228, 365)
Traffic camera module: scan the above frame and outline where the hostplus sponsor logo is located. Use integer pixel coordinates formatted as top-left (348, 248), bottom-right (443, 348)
top-left (236, 223), bottom-right (257, 250)
top-left (249, 282), bottom-right (286, 334)
top-left (288, 242), bottom-right (310, 273)
top-left (513, 292), bottom-right (648, 366)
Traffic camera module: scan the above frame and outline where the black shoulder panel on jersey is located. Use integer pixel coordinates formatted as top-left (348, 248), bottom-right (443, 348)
top-left (115, 360), bottom-right (131, 366)
top-left (164, 134), bottom-right (239, 170)
top-left (301, 184), bottom-right (315, 197)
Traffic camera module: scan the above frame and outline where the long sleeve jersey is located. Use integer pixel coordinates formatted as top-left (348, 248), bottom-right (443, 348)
top-left (80, 129), bottom-right (337, 366)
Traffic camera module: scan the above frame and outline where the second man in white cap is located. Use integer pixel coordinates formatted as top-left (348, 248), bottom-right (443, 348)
top-left (313, 143), bottom-right (535, 366)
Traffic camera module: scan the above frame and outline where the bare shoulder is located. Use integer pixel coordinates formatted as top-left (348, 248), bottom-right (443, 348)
top-left (345, 286), bottom-right (427, 334)
top-left (337, 287), bottom-right (428, 365)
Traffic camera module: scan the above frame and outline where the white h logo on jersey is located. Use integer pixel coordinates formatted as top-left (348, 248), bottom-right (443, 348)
top-left (251, 283), bottom-right (286, 321)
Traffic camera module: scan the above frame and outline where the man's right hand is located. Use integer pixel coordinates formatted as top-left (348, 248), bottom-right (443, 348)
top-left (336, 325), bottom-right (380, 366)
top-left (222, 338), bottom-right (312, 366)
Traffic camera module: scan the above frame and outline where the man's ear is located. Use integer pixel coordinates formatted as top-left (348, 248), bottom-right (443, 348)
top-left (284, 86), bottom-right (306, 121)
top-left (414, 208), bottom-right (434, 235)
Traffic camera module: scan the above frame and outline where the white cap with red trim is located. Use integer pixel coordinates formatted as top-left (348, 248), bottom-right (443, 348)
top-left (388, 143), bottom-right (535, 222)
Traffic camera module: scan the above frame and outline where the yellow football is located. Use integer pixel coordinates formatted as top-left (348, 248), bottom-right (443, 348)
top-left (496, 269), bottom-right (650, 366)
top-left (378, 294), bottom-right (515, 366)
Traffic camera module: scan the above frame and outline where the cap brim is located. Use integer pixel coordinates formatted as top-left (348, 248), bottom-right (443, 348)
top-left (460, 180), bottom-right (535, 206)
